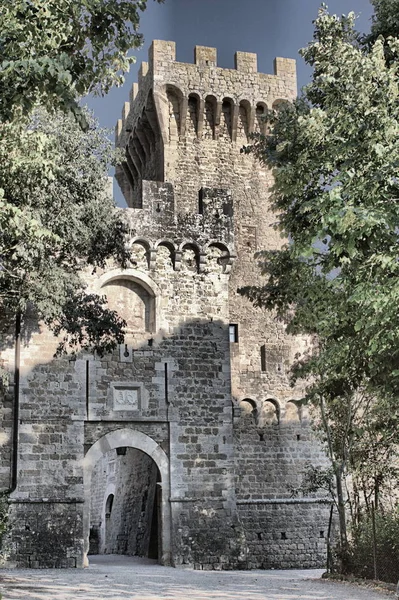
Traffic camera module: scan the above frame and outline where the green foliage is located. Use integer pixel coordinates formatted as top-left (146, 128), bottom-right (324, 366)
top-left (0, 0), bottom-right (163, 126)
top-left (241, 3), bottom-right (399, 571)
top-left (242, 4), bottom-right (399, 408)
top-left (0, 0), bottom-right (163, 361)
top-left (289, 464), bottom-right (334, 498)
top-left (368, 0), bottom-right (399, 41)
top-left (0, 108), bottom-right (128, 357)
top-left (349, 510), bottom-right (399, 583)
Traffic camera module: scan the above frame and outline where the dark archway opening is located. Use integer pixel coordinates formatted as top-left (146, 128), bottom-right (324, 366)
top-left (89, 447), bottom-right (161, 561)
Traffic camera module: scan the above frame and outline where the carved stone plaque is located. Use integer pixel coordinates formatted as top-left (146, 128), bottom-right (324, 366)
top-left (111, 384), bottom-right (140, 411)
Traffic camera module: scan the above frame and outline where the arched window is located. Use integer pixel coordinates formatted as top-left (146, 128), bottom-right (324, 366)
top-left (204, 95), bottom-right (217, 139)
top-left (102, 277), bottom-right (156, 336)
top-left (166, 85), bottom-right (183, 141)
top-left (238, 100), bottom-right (251, 139)
top-left (255, 102), bottom-right (268, 135)
top-left (105, 493), bottom-right (114, 519)
top-left (187, 93), bottom-right (200, 136)
top-left (220, 98), bottom-right (234, 140)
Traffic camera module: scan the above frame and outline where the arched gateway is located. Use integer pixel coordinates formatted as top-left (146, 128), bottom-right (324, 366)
top-left (83, 429), bottom-right (171, 566)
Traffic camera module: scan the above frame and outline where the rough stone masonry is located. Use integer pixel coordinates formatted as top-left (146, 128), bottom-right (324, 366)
top-left (0, 41), bottom-right (330, 570)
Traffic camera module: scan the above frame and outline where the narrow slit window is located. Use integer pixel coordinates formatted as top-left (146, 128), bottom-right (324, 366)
top-left (229, 324), bottom-right (239, 343)
top-left (198, 188), bottom-right (204, 214)
top-left (260, 345), bottom-right (266, 371)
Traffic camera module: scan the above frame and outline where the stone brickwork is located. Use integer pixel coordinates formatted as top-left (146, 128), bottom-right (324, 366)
top-left (0, 41), bottom-right (330, 570)
top-left (89, 448), bottom-right (159, 557)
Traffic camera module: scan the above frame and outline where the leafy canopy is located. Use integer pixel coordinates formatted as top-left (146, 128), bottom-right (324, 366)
top-left (0, 0), bottom-right (164, 359)
top-left (0, 0), bottom-right (163, 126)
top-left (243, 6), bottom-right (399, 400)
top-left (0, 108), bottom-right (129, 356)
top-left (241, 3), bottom-right (399, 550)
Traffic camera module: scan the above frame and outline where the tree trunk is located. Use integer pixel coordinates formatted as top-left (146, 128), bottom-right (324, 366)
top-left (335, 466), bottom-right (350, 572)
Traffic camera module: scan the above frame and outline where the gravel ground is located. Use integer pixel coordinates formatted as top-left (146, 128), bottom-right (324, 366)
top-left (0, 555), bottom-right (394, 600)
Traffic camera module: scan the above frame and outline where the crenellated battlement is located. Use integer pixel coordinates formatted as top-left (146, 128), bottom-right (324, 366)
top-left (116, 40), bottom-right (296, 145)
top-left (115, 40), bottom-right (297, 208)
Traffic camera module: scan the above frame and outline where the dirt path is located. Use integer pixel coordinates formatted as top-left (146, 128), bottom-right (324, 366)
top-left (0, 555), bottom-right (393, 600)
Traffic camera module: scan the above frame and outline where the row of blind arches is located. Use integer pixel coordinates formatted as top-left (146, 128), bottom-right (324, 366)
top-left (166, 85), bottom-right (289, 142)
top-left (128, 237), bottom-right (234, 273)
top-left (239, 397), bottom-right (306, 425)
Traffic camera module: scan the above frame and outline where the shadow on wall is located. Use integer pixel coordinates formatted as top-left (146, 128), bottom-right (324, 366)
top-left (0, 270), bottom-right (319, 569)
top-left (0, 313), bottom-right (237, 569)
top-left (88, 447), bottom-right (161, 560)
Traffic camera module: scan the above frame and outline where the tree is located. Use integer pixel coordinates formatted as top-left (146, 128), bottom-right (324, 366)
top-left (241, 3), bottom-right (399, 569)
top-left (0, 0), bottom-right (164, 364)
top-left (368, 0), bottom-right (399, 41)
top-left (0, 108), bottom-right (129, 360)
top-left (0, 1), bottom-right (163, 126)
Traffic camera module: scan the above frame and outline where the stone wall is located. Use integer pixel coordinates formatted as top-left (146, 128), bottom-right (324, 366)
top-left (114, 40), bottom-right (330, 568)
top-left (6, 500), bottom-right (83, 568)
top-left (0, 40), bottom-right (331, 570)
top-left (237, 502), bottom-right (329, 569)
top-left (233, 401), bottom-right (329, 567)
top-left (89, 448), bottom-right (159, 557)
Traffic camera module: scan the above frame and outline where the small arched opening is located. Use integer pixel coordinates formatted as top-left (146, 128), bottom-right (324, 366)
top-left (220, 97), bottom-right (234, 140)
top-left (103, 493), bottom-right (114, 553)
top-left (204, 95), bottom-right (217, 140)
top-left (155, 240), bottom-right (176, 272)
top-left (187, 93), bottom-right (201, 137)
top-left (180, 242), bottom-right (200, 274)
top-left (239, 398), bottom-right (258, 423)
top-left (166, 85), bottom-right (184, 142)
top-left (129, 238), bottom-right (151, 269)
top-left (261, 398), bottom-right (280, 425)
top-left (238, 99), bottom-right (251, 139)
top-left (255, 102), bottom-right (268, 135)
top-left (206, 242), bottom-right (231, 274)
top-left (285, 400), bottom-right (301, 422)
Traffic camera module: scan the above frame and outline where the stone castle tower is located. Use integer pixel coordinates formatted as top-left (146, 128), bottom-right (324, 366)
top-left (1, 41), bottom-right (329, 570)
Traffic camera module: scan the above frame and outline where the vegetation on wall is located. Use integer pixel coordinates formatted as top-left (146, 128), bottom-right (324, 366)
top-left (0, 492), bottom-right (9, 564)
top-left (241, 0), bottom-right (399, 576)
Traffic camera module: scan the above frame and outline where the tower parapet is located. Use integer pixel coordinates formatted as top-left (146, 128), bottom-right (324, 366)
top-left (115, 41), bottom-right (296, 208)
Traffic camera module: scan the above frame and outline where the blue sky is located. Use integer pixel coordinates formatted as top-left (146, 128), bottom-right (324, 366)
top-left (86, 0), bottom-right (373, 202)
